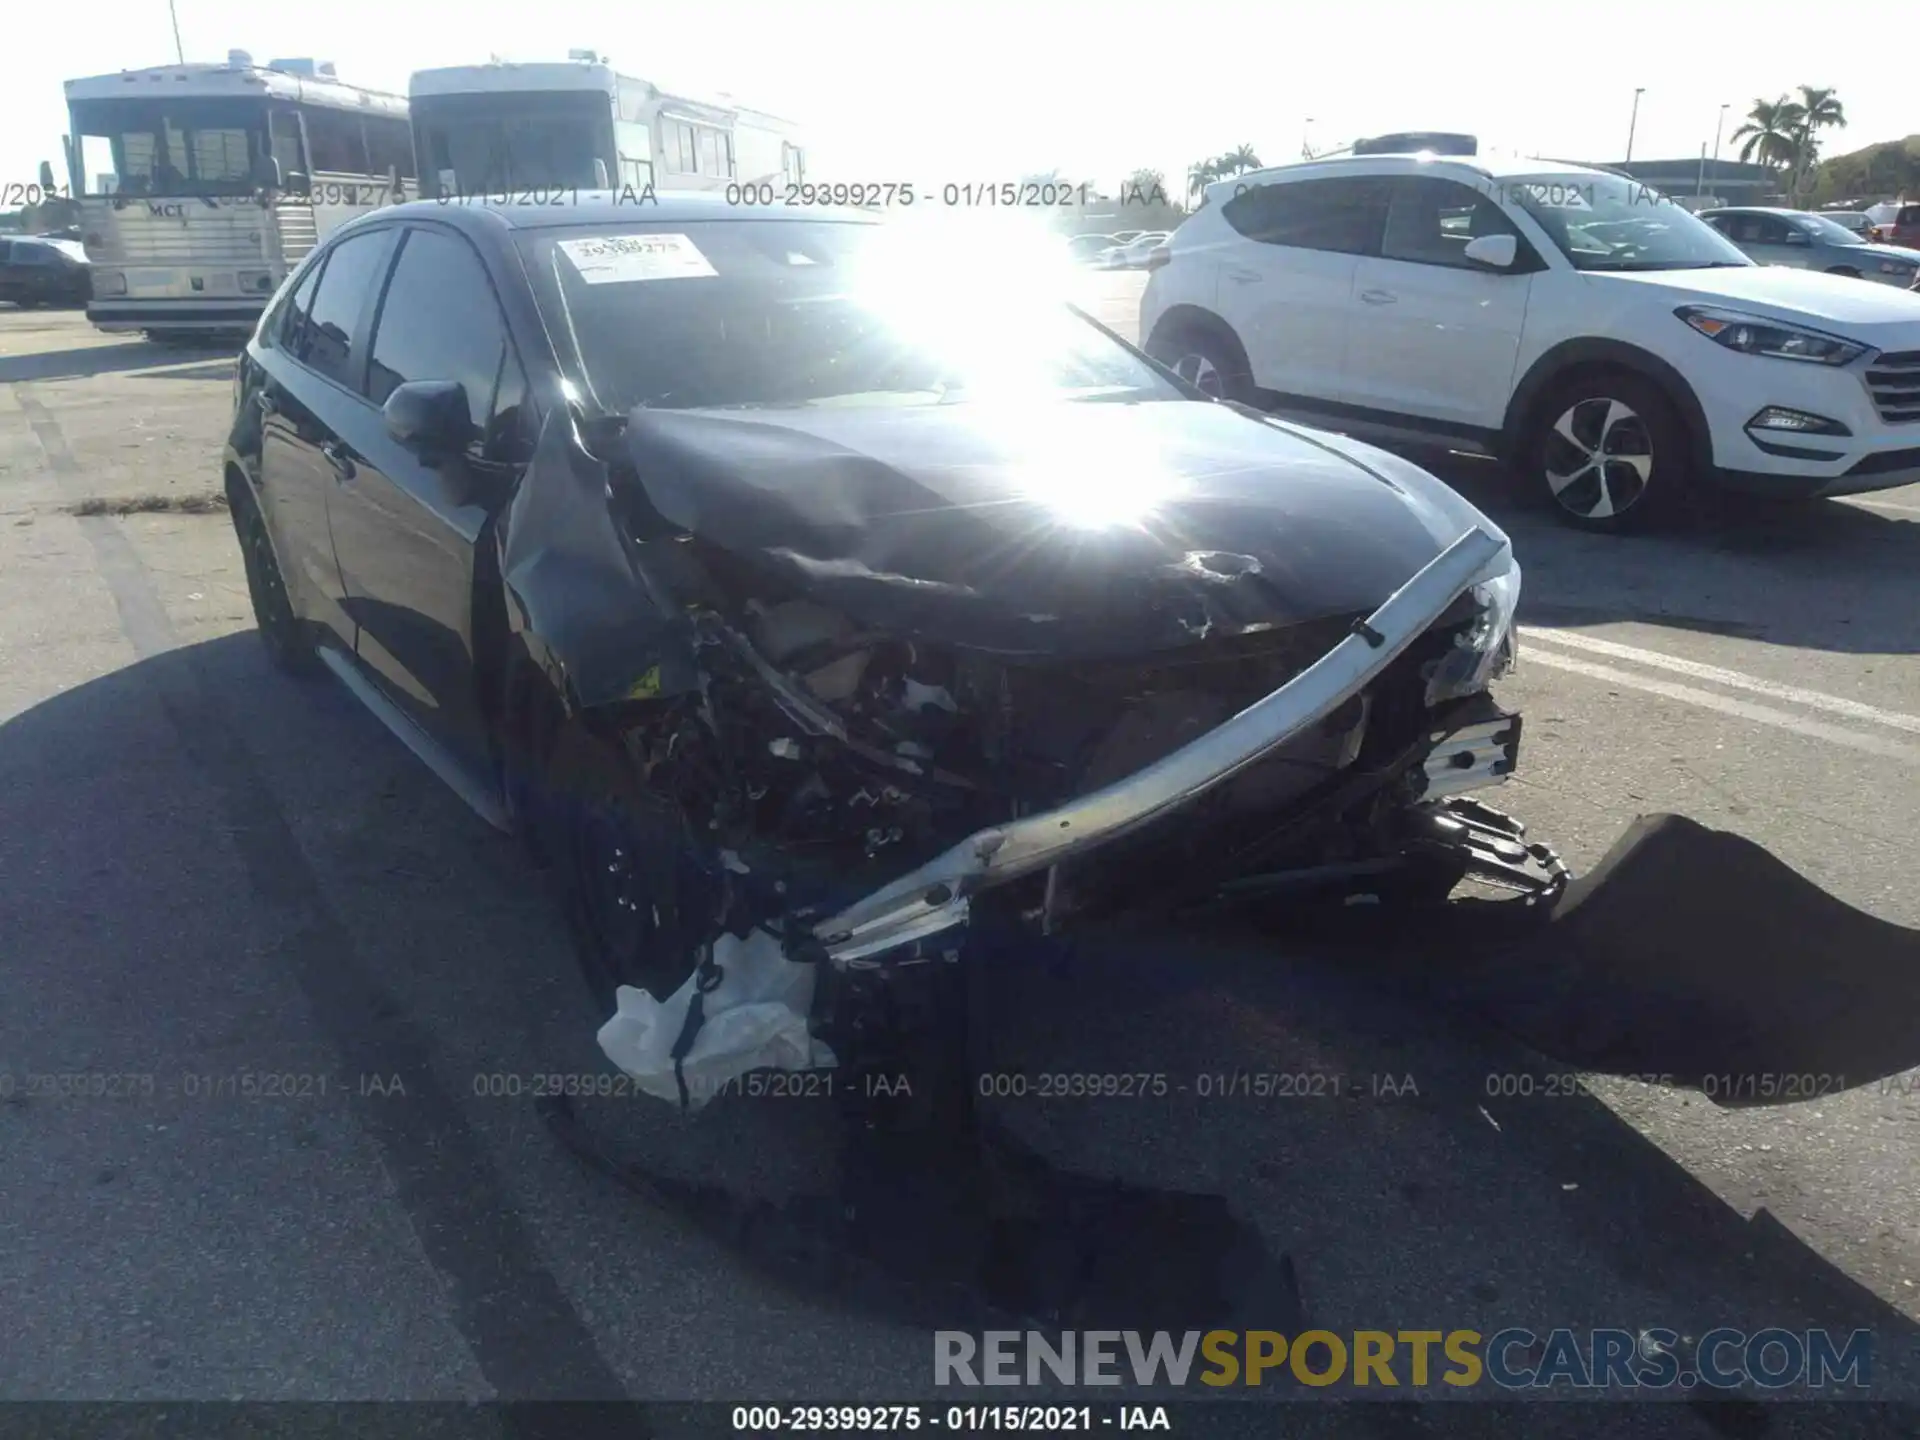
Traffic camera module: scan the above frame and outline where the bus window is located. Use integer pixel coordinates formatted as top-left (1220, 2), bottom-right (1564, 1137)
top-left (366, 116), bottom-right (415, 180)
top-left (269, 109), bottom-right (308, 187)
top-left (306, 107), bottom-right (370, 174)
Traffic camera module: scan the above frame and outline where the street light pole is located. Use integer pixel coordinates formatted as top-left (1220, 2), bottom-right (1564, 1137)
top-left (1710, 103), bottom-right (1728, 164)
top-left (168, 0), bottom-right (184, 63)
top-left (1625, 87), bottom-right (1646, 163)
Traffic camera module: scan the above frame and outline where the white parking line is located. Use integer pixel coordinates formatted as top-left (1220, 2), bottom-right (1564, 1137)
top-left (1518, 627), bottom-right (1920, 736)
top-left (1519, 649), bottom-right (1920, 766)
top-left (1848, 496), bottom-right (1920, 517)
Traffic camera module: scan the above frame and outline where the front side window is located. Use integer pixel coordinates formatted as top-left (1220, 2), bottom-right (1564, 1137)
top-left (365, 117), bottom-right (416, 181)
top-left (299, 227), bottom-right (398, 388)
top-left (1381, 177), bottom-right (1521, 268)
top-left (305, 108), bottom-right (370, 174)
top-left (515, 220), bottom-right (1187, 418)
top-left (1504, 175), bottom-right (1751, 272)
top-left (366, 228), bottom-right (508, 439)
top-left (1219, 177), bottom-right (1390, 256)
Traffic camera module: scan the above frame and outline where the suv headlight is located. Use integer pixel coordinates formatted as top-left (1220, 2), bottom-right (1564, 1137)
top-left (1676, 306), bottom-right (1866, 365)
top-left (1424, 561), bottom-right (1520, 707)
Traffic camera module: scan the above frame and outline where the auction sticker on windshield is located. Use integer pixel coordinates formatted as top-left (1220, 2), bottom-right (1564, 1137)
top-left (558, 233), bottom-right (718, 284)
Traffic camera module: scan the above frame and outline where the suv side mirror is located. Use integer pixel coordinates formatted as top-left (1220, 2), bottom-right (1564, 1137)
top-left (1783, 230), bottom-right (1809, 246)
top-left (1463, 233), bottom-right (1518, 270)
top-left (384, 380), bottom-right (473, 460)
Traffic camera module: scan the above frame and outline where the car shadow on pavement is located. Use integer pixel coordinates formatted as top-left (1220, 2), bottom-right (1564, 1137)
top-left (0, 341), bottom-right (237, 385)
top-left (4, 634), bottom-right (1919, 1417)
top-left (1421, 451), bottom-right (1920, 657)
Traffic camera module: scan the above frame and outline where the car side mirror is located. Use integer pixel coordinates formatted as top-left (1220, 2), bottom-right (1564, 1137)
top-left (384, 380), bottom-right (473, 461)
top-left (1463, 233), bottom-right (1518, 270)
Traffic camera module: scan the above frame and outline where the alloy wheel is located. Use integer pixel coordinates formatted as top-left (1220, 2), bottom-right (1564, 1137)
top-left (1543, 397), bottom-right (1655, 520)
top-left (1171, 351), bottom-right (1223, 397)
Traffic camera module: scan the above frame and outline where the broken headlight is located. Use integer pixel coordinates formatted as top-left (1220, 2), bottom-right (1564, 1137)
top-left (1424, 560), bottom-right (1520, 707)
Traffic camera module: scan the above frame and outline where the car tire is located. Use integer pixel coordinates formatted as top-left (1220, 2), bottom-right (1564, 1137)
top-left (231, 487), bottom-right (320, 675)
top-left (1522, 371), bottom-right (1692, 534)
top-left (540, 719), bottom-right (719, 1015)
top-left (1147, 320), bottom-right (1254, 403)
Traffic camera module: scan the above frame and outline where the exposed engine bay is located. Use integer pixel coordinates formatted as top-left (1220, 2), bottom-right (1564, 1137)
top-left (492, 398), bottom-right (1920, 1335)
top-left (501, 402), bottom-right (1551, 1109)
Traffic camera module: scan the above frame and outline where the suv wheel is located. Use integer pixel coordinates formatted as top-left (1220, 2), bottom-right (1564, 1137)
top-left (1148, 323), bottom-right (1253, 402)
top-left (1525, 372), bottom-right (1689, 533)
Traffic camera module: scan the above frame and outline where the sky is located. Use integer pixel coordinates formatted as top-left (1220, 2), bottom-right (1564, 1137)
top-left (7, 0), bottom-right (1914, 205)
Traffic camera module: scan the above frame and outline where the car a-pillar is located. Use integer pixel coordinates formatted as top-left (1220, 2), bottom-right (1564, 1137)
top-left (1503, 343), bottom-right (1713, 534)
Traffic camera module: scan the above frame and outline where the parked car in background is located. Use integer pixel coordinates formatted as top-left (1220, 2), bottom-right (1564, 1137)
top-left (1141, 154), bottom-right (1920, 533)
top-left (1121, 234), bottom-right (1175, 270)
top-left (1066, 233), bottom-right (1117, 263)
top-left (1699, 207), bottom-right (1920, 286)
top-left (1818, 210), bottom-right (1880, 242)
top-left (0, 235), bottom-right (91, 308)
top-left (1875, 203), bottom-right (1920, 249)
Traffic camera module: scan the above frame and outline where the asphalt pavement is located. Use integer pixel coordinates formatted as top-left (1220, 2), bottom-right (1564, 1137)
top-left (4, 284), bottom-right (1920, 1434)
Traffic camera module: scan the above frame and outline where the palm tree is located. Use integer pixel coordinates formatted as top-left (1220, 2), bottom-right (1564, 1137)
top-left (1225, 144), bottom-right (1262, 175)
top-left (1789, 86), bottom-right (1847, 201)
top-left (1731, 97), bottom-right (1804, 173)
top-left (1187, 158), bottom-right (1220, 203)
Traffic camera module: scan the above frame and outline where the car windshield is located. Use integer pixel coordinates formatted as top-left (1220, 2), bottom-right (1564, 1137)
top-left (516, 217), bottom-right (1186, 416)
top-left (1503, 175), bottom-right (1752, 271)
top-left (1795, 213), bottom-right (1867, 246)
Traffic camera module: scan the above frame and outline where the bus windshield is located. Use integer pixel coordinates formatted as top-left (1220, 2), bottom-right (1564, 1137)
top-left (413, 91), bottom-right (613, 198)
top-left (68, 96), bottom-right (269, 198)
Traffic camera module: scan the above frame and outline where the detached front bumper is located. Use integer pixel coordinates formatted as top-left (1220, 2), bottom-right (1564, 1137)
top-left (809, 528), bottom-right (1511, 965)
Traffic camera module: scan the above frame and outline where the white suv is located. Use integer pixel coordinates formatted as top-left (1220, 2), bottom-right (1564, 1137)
top-left (1140, 154), bottom-right (1920, 532)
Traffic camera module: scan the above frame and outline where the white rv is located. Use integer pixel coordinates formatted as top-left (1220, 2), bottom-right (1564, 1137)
top-left (407, 54), bottom-right (805, 201)
top-left (63, 52), bottom-right (411, 338)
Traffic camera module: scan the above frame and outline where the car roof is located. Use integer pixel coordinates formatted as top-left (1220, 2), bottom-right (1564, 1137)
top-left (1202, 152), bottom-right (1611, 202)
top-left (364, 190), bottom-right (882, 236)
top-left (1701, 206), bottom-right (1807, 218)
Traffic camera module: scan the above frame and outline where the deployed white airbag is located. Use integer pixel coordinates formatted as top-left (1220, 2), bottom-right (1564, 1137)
top-left (596, 929), bottom-right (838, 1108)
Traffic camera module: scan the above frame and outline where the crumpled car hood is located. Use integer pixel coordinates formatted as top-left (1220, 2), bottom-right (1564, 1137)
top-left (623, 399), bottom-right (1505, 656)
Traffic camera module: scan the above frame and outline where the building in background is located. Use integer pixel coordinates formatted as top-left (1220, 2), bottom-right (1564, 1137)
top-left (1586, 156), bottom-right (1780, 208)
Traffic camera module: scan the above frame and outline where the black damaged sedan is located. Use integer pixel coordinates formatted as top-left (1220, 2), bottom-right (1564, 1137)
top-left (224, 194), bottom-right (1545, 1107)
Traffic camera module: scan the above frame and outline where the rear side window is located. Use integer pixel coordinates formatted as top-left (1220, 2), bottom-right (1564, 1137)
top-left (1220, 177), bottom-right (1390, 256)
top-left (1900, 206), bottom-right (1920, 226)
top-left (366, 227), bottom-right (508, 441)
top-left (298, 227), bottom-right (398, 390)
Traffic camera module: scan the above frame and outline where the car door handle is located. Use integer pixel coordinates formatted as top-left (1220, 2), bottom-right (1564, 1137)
top-left (1225, 266), bottom-right (1262, 283)
top-left (1360, 289), bottom-right (1398, 305)
top-left (321, 441), bottom-right (356, 483)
